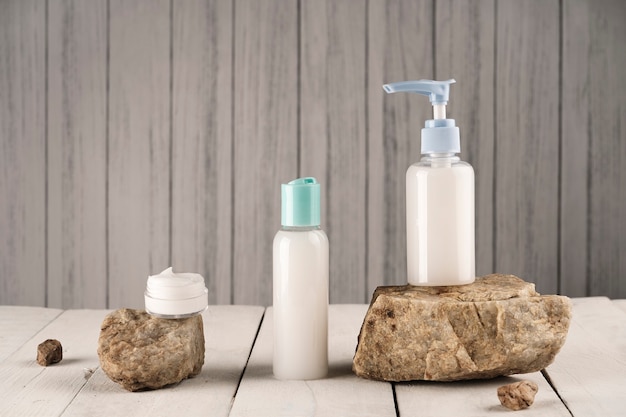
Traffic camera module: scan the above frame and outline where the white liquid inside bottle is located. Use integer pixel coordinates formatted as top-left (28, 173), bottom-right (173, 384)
top-left (406, 153), bottom-right (475, 285)
top-left (273, 227), bottom-right (329, 380)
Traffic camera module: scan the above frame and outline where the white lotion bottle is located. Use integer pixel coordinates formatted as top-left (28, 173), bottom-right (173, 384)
top-left (273, 177), bottom-right (329, 380)
top-left (384, 79), bottom-right (475, 286)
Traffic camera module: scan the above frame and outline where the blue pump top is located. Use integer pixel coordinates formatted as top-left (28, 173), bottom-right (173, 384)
top-left (383, 79), bottom-right (461, 155)
top-left (383, 79), bottom-right (455, 105)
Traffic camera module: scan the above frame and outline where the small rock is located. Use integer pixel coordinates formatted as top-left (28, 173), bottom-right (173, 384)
top-left (36, 339), bottom-right (63, 366)
top-left (98, 309), bottom-right (204, 391)
top-left (498, 380), bottom-right (539, 410)
top-left (83, 367), bottom-right (95, 380)
top-left (353, 274), bottom-right (572, 381)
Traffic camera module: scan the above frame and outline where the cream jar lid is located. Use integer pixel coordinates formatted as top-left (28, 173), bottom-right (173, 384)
top-left (145, 267), bottom-right (208, 318)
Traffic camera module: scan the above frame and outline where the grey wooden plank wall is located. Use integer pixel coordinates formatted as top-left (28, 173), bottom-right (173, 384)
top-left (0, 0), bottom-right (624, 308)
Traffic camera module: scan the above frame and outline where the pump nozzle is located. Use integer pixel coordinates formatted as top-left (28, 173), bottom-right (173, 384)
top-left (382, 78), bottom-right (461, 154)
top-left (383, 79), bottom-right (456, 120)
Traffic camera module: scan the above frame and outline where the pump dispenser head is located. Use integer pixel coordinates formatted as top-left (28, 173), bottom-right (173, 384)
top-left (383, 79), bottom-right (460, 154)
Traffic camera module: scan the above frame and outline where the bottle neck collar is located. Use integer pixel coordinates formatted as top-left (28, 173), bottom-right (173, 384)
top-left (422, 152), bottom-right (458, 159)
top-left (281, 225), bottom-right (321, 231)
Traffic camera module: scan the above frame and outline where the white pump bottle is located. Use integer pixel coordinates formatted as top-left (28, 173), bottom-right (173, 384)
top-left (383, 79), bottom-right (475, 286)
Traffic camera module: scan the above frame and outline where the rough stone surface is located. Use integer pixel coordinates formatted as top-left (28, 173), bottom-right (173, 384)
top-left (353, 274), bottom-right (571, 382)
top-left (498, 380), bottom-right (539, 410)
top-left (98, 309), bottom-right (204, 391)
top-left (37, 339), bottom-right (63, 366)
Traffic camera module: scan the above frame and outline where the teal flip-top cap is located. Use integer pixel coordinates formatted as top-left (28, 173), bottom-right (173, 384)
top-left (281, 177), bottom-right (321, 227)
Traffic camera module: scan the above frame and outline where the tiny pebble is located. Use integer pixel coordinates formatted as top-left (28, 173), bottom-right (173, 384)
top-left (497, 380), bottom-right (539, 410)
top-left (83, 368), bottom-right (95, 380)
top-left (36, 339), bottom-right (63, 366)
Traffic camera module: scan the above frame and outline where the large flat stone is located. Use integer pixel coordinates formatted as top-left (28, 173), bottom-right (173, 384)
top-left (352, 274), bottom-right (571, 382)
top-left (98, 309), bottom-right (204, 391)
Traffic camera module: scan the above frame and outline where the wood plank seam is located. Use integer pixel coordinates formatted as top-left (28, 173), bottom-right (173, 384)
top-left (105, 0), bottom-right (111, 310)
top-left (492, 0), bottom-right (498, 276)
top-left (229, 0), bottom-right (237, 306)
top-left (556, 0), bottom-right (563, 296)
top-left (362, 0), bottom-right (370, 303)
top-left (391, 383), bottom-right (400, 417)
top-left (541, 369), bottom-right (574, 417)
top-left (44, 0), bottom-right (49, 309)
top-left (168, 0), bottom-right (174, 268)
top-left (20, 308), bottom-right (65, 346)
top-left (0, 308), bottom-right (64, 363)
top-left (59, 369), bottom-right (100, 417)
top-left (229, 307), bottom-right (267, 409)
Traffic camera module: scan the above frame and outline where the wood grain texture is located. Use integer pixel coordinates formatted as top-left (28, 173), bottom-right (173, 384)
top-left (367, 0), bottom-right (434, 295)
top-left (560, 0), bottom-right (590, 297)
top-left (61, 306), bottom-right (265, 417)
top-left (171, 0), bottom-right (233, 304)
top-left (229, 306), bottom-right (396, 417)
top-left (0, 309), bottom-right (107, 417)
top-left (108, 0), bottom-right (171, 308)
top-left (0, 0), bottom-right (46, 306)
top-left (233, 0), bottom-right (298, 305)
top-left (582, 0), bottom-right (626, 298)
top-left (47, 0), bottom-right (108, 308)
top-left (301, 0), bottom-right (367, 303)
top-left (495, 0), bottom-right (559, 294)
top-left (435, 0), bottom-right (495, 277)
top-left (0, 306), bottom-right (62, 363)
top-left (544, 297), bottom-right (626, 417)
top-left (395, 373), bottom-right (570, 416)
top-left (2, 0), bottom-right (626, 306)
top-left (0, 303), bottom-right (625, 415)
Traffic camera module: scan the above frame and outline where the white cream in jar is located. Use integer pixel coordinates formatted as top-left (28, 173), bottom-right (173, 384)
top-left (144, 267), bottom-right (208, 318)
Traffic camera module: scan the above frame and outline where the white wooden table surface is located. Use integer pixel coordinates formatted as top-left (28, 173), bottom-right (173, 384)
top-left (0, 298), bottom-right (624, 417)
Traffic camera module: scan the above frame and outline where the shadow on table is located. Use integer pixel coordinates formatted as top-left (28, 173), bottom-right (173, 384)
top-left (238, 359), bottom-right (357, 380)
